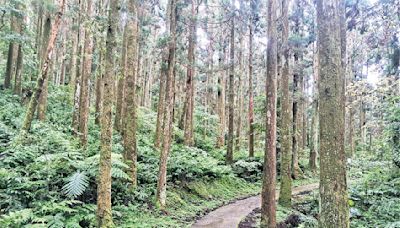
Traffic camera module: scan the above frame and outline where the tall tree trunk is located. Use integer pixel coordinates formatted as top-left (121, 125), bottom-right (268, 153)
top-left (248, 2), bottom-right (255, 156)
top-left (20, 0), bottom-right (66, 133)
top-left (95, 0), bottom-right (106, 126)
top-left (72, 0), bottom-right (85, 133)
top-left (154, 57), bottom-right (167, 148)
top-left (226, 1), bottom-right (235, 164)
top-left (37, 14), bottom-right (52, 121)
top-left (309, 41), bottom-right (319, 172)
top-left (261, 0), bottom-right (277, 225)
top-left (115, 26), bottom-right (128, 132)
top-left (156, 0), bottom-right (177, 209)
top-left (14, 14), bottom-right (24, 96)
top-left (3, 15), bottom-right (17, 89)
top-left (96, 0), bottom-right (119, 226)
top-left (235, 40), bottom-right (243, 152)
top-left (317, 0), bottom-right (350, 227)
top-left (216, 41), bottom-right (226, 148)
top-left (124, 0), bottom-right (139, 187)
top-left (278, 0), bottom-right (292, 208)
top-left (78, 0), bottom-right (93, 147)
top-left (183, 0), bottom-right (197, 146)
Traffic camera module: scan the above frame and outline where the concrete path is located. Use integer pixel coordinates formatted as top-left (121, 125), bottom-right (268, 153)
top-left (191, 183), bottom-right (318, 228)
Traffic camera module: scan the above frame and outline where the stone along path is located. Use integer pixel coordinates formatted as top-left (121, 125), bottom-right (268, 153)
top-left (191, 183), bottom-right (319, 228)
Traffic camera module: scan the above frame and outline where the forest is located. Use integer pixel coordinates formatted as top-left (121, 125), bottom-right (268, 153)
top-left (0, 0), bottom-right (399, 227)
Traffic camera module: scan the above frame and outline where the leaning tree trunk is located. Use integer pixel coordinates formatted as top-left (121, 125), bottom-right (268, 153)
top-left (261, 0), bottom-right (277, 226)
top-left (96, 0), bottom-right (119, 226)
top-left (37, 14), bottom-right (52, 121)
top-left (317, 0), bottom-right (350, 227)
top-left (20, 0), bottom-right (66, 133)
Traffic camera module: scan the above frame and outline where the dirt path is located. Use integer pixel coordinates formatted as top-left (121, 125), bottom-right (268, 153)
top-left (191, 183), bottom-right (318, 228)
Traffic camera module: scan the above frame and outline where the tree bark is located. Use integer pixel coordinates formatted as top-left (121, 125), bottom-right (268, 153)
top-left (115, 26), bottom-right (128, 132)
top-left (216, 40), bottom-right (226, 148)
top-left (14, 14), bottom-right (24, 96)
top-left (248, 2), bottom-right (255, 156)
top-left (309, 41), bottom-right (319, 172)
top-left (183, 0), bottom-right (197, 146)
top-left (226, 1), bottom-right (235, 164)
top-left (78, 0), bottom-right (93, 147)
top-left (317, 0), bottom-right (350, 226)
top-left (278, 0), bottom-right (292, 208)
top-left (3, 15), bottom-right (16, 89)
top-left (20, 0), bottom-right (66, 133)
top-left (261, 0), bottom-right (277, 225)
top-left (96, 0), bottom-right (119, 226)
top-left (37, 14), bottom-right (52, 121)
top-left (156, 0), bottom-right (177, 209)
top-left (123, 0), bottom-right (139, 187)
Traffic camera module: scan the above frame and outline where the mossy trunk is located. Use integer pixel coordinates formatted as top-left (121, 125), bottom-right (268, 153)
top-left (115, 26), bottom-right (128, 132)
top-left (78, 0), bottom-right (93, 147)
top-left (261, 0), bottom-right (277, 226)
top-left (279, 0), bottom-right (292, 208)
top-left (37, 14), bottom-right (52, 121)
top-left (123, 0), bottom-right (139, 187)
top-left (96, 0), bottom-right (119, 226)
top-left (317, 0), bottom-right (350, 227)
top-left (4, 16), bottom-right (16, 89)
top-left (248, 8), bottom-right (255, 157)
top-left (226, 2), bottom-right (235, 165)
top-left (216, 39), bottom-right (226, 148)
top-left (156, 0), bottom-right (177, 209)
top-left (20, 0), bottom-right (66, 133)
top-left (183, 0), bottom-right (197, 146)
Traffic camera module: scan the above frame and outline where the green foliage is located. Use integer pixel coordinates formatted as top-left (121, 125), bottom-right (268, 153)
top-left (62, 171), bottom-right (90, 198)
top-left (349, 157), bottom-right (400, 227)
top-left (232, 157), bottom-right (263, 182)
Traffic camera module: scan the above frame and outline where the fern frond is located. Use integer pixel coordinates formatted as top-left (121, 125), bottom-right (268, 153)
top-left (112, 168), bottom-right (130, 180)
top-left (62, 171), bottom-right (89, 198)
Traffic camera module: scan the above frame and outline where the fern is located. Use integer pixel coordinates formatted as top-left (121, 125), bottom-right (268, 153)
top-left (112, 167), bottom-right (131, 180)
top-left (62, 171), bottom-right (89, 198)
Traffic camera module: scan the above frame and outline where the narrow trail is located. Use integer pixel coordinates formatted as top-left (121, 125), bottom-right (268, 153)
top-left (191, 183), bottom-right (319, 228)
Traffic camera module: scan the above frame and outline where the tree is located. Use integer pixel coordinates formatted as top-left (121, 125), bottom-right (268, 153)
top-left (20, 0), bottom-right (66, 133)
top-left (115, 26), bottom-right (128, 132)
top-left (37, 12), bottom-right (52, 121)
top-left (156, 0), bottom-right (177, 209)
top-left (278, 0), bottom-right (292, 208)
top-left (248, 0), bottom-right (257, 157)
top-left (14, 8), bottom-right (25, 96)
top-left (182, 0), bottom-right (198, 146)
top-left (78, 0), bottom-right (94, 147)
top-left (316, 0), bottom-right (350, 227)
top-left (123, 0), bottom-right (139, 187)
top-left (96, 0), bottom-right (119, 226)
top-left (226, 0), bottom-right (235, 164)
top-left (216, 38), bottom-right (226, 148)
top-left (3, 5), bottom-right (18, 90)
top-left (261, 0), bottom-right (278, 225)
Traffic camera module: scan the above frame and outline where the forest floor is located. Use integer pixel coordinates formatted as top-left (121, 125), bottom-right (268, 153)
top-left (192, 183), bottom-right (318, 228)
